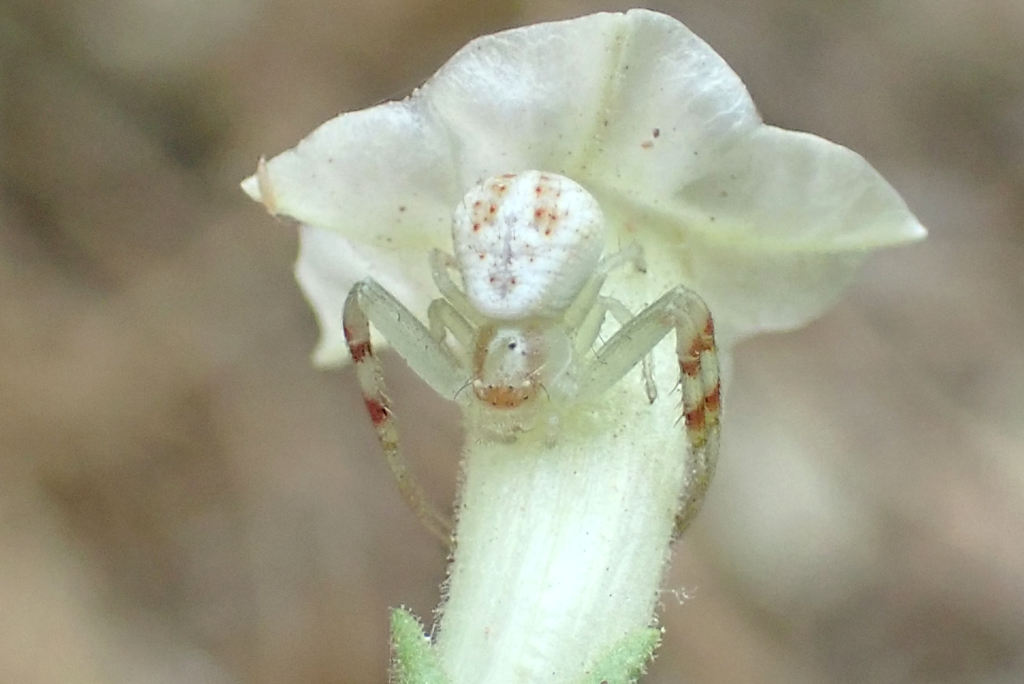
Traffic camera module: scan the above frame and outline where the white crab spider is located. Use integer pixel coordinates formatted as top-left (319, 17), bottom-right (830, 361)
top-left (343, 171), bottom-right (721, 544)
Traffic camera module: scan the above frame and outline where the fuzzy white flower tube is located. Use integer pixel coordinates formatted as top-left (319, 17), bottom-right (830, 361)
top-left (437, 347), bottom-right (685, 684)
top-left (242, 10), bottom-right (925, 684)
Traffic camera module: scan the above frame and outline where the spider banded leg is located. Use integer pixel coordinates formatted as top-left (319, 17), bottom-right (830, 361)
top-left (578, 285), bottom-right (721, 536)
top-left (343, 279), bottom-right (468, 544)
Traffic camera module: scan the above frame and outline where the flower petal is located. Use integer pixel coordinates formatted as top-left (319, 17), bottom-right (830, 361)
top-left (422, 12), bottom-right (623, 183)
top-left (585, 9), bottom-right (761, 197)
top-left (423, 9), bottom-right (759, 190)
top-left (675, 126), bottom-right (927, 250)
top-left (673, 126), bottom-right (925, 342)
top-left (246, 9), bottom-right (925, 357)
top-left (241, 100), bottom-right (461, 255)
top-left (683, 245), bottom-right (867, 346)
top-left (596, 125), bottom-right (924, 344)
top-left (295, 225), bottom-right (436, 366)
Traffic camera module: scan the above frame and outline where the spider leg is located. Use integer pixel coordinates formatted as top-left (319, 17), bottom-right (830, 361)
top-left (343, 279), bottom-right (469, 545)
top-left (430, 249), bottom-right (485, 325)
top-left (428, 299), bottom-right (476, 367)
top-left (561, 241), bottom-right (646, 332)
top-left (573, 296), bottom-right (658, 403)
top-left (578, 285), bottom-right (721, 536)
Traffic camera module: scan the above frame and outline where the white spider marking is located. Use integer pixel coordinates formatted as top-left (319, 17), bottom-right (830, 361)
top-left (342, 171), bottom-right (721, 545)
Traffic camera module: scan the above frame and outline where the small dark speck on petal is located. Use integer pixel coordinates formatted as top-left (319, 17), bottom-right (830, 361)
top-left (399, 205), bottom-right (407, 212)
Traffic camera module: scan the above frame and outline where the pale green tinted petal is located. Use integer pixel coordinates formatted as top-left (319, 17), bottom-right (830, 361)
top-left (423, 12), bottom-right (623, 184)
top-left (591, 210), bottom-right (864, 347)
top-left (241, 100), bottom-right (468, 366)
top-left (598, 126), bottom-right (924, 343)
top-left (247, 9), bottom-right (924, 359)
top-left (585, 9), bottom-right (760, 197)
top-left (295, 225), bottom-right (436, 366)
top-left (293, 226), bottom-right (355, 366)
top-left (675, 126), bottom-right (924, 342)
top-left (684, 245), bottom-right (866, 346)
top-left (241, 100), bottom-right (461, 254)
top-left (424, 9), bottom-right (759, 191)
top-left (674, 126), bottom-right (927, 250)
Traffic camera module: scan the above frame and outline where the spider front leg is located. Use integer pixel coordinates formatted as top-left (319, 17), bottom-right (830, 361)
top-left (565, 243), bottom-right (657, 401)
top-left (343, 279), bottom-right (469, 545)
top-left (574, 296), bottom-right (659, 404)
top-left (427, 298), bottom-right (476, 366)
top-left (578, 285), bottom-right (721, 536)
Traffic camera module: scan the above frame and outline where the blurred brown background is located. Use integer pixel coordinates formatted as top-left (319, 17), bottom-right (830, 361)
top-left (1, 0), bottom-right (1022, 682)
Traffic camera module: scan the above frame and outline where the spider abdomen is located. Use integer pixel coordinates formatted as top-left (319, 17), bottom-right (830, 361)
top-left (452, 171), bottom-right (605, 320)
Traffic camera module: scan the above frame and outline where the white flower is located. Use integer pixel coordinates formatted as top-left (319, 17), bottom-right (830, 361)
top-left (242, 9), bottom-right (923, 367)
top-left (242, 9), bottom-right (924, 684)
